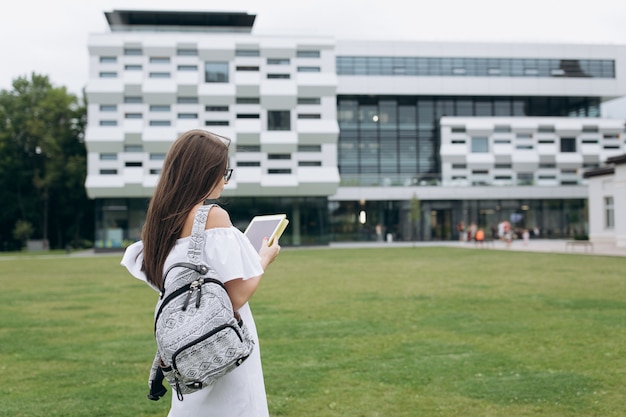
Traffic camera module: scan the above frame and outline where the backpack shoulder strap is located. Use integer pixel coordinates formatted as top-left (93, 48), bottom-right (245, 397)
top-left (160, 204), bottom-right (215, 293)
top-left (187, 204), bottom-right (212, 264)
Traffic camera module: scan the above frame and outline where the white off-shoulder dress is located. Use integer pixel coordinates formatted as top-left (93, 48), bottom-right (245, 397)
top-left (121, 222), bottom-right (269, 417)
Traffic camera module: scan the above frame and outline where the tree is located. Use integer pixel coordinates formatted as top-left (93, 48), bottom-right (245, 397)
top-left (0, 73), bottom-right (92, 250)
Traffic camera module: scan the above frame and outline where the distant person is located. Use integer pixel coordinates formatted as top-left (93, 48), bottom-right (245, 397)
top-left (475, 228), bottom-right (485, 247)
top-left (503, 221), bottom-right (512, 248)
top-left (522, 229), bottom-right (530, 246)
top-left (457, 221), bottom-right (465, 241)
top-left (121, 130), bottom-right (281, 417)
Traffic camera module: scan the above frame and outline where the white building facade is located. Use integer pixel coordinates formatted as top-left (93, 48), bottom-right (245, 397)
top-left (85, 10), bottom-right (626, 249)
top-left (585, 155), bottom-right (626, 247)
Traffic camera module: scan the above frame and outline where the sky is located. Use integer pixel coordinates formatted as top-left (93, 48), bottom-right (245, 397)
top-left (2, 0), bottom-right (626, 114)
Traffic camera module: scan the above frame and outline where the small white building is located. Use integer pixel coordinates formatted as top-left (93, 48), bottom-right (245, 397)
top-left (584, 154), bottom-right (626, 247)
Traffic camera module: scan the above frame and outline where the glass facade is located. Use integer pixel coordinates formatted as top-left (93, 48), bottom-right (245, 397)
top-left (329, 198), bottom-right (588, 243)
top-left (95, 197), bottom-right (331, 250)
top-left (337, 56), bottom-right (615, 78)
top-left (337, 95), bottom-right (600, 187)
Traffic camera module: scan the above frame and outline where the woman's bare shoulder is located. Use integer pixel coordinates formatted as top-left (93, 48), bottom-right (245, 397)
top-left (205, 205), bottom-right (232, 229)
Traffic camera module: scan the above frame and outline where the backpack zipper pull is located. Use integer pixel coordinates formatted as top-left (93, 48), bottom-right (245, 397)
top-left (195, 285), bottom-right (202, 308)
top-left (182, 289), bottom-right (193, 311)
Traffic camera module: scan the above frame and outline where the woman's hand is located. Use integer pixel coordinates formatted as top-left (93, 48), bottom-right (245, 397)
top-left (259, 237), bottom-right (281, 270)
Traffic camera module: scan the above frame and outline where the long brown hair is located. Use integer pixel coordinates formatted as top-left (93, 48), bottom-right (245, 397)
top-left (141, 130), bottom-right (230, 288)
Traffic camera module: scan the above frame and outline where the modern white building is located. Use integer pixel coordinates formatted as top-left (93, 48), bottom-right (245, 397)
top-left (584, 154), bottom-right (626, 247)
top-left (85, 10), bottom-right (626, 249)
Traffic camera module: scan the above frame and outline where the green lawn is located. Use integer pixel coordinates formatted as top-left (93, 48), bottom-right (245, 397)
top-left (0, 248), bottom-right (624, 417)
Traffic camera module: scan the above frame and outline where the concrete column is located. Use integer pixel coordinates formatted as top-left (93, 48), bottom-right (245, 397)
top-left (614, 164), bottom-right (626, 247)
top-left (291, 203), bottom-right (301, 245)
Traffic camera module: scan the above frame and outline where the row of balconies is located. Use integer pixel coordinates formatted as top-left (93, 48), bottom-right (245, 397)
top-left (86, 73), bottom-right (338, 102)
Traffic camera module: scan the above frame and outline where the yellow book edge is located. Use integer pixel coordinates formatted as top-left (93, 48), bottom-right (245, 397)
top-left (269, 218), bottom-right (289, 246)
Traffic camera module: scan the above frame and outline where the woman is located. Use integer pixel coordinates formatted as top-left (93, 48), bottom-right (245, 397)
top-left (121, 129), bottom-right (281, 417)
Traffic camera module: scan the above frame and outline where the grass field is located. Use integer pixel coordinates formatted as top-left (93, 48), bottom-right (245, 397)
top-left (0, 247), bottom-right (624, 417)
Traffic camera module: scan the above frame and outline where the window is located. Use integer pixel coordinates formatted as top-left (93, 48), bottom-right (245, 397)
top-left (178, 113), bottom-right (198, 119)
top-left (267, 74), bottom-right (290, 79)
top-left (298, 114), bottom-right (321, 119)
top-left (150, 105), bottom-right (170, 112)
top-left (297, 50), bottom-right (320, 58)
top-left (236, 66), bottom-right (260, 71)
top-left (177, 65), bottom-right (198, 71)
top-left (205, 121), bottom-right (229, 126)
top-left (237, 161), bottom-right (261, 167)
top-left (267, 58), bottom-right (290, 65)
top-left (125, 162), bottom-right (143, 167)
top-left (177, 49), bottom-right (198, 56)
top-left (299, 161), bottom-right (322, 166)
top-left (150, 169), bottom-right (162, 175)
top-left (150, 153), bottom-right (166, 160)
top-left (268, 111), bottom-right (291, 131)
top-left (494, 139), bottom-right (511, 144)
top-left (99, 120), bottom-right (117, 126)
top-left (516, 144), bottom-right (534, 150)
top-left (124, 48), bottom-right (142, 56)
top-left (452, 164), bottom-right (467, 169)
top-left (125, 64), bottom-right (142, 71)
top-left (177, 97), bottom-right (198, 104)
top-left (149, 72), bottom-right (171, 78)
top-left (124, 96), bottom-right (143, 104)
top-left (99, 72), bottom-right (117, 78)
top-left (236, 97), bottom-right (260, 104)
top-left (100, 105), bottom-right (117, 112)
top-left (518, 172), bottom-right (534, 185)
top-left (297, 66), bottom-right (321, 72)
top-left (494, 125), bottom-right (511, 133)
top-left (149, 120), bottom-right (171, 126)
top-left (582, 125), bottom-right (599, 133)
top-left (99, 153), bottom-right (117, 160)
top-left (236, 114), bottom-right (260, 119)
top-left (538, 139), bottom-right (555, 144)
top-left (205, 106), bottom-right (229, 112)
top-left (539, 163), bottom-right (556, 168)
top-left (268, 154), bottom-right (291, 160)
top-left (451, 126), bottom-right (466, 133)
top-left (205, 62), bottom-right (229, 83)
top-left (606, 196), bottom-right (615, 228)
top-left (100, 56), bottom-right (116, 63)
top-left (150, 57), bottom-right (170, 64)
top-left (538, 125), bottom-right (555, 133)
top-left (451, 140), bottom-right (466, 144)
top-left (298, 97), bottom-right (321, 105)
top-left (125, 113), bottom-right (142, 119)
top-left (494, 164), bottom-right (512, 169)
top-left (100, 169), bottom-right (117, 175)
top-left (124, 145), bottom-right (143, 152)
top-left (268, 168), bottom-right (292, 174)
top-left (472, 170), bottom-right (489, 174)
top-left (471, 137), bottom-right (489, 153)
top-left (560, 137), bottom-right (577, 153)
top-left (561, 168), bottom-right (578, 174)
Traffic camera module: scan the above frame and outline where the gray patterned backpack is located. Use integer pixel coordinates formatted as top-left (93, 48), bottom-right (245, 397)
top-left (147, 203), bottom-right (255, 401)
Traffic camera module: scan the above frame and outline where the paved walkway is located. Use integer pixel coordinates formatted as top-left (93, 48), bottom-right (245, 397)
top-left (330, 239), bottom-right (626, 257)
top-left (2, 239), bottom-right (623, 260)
